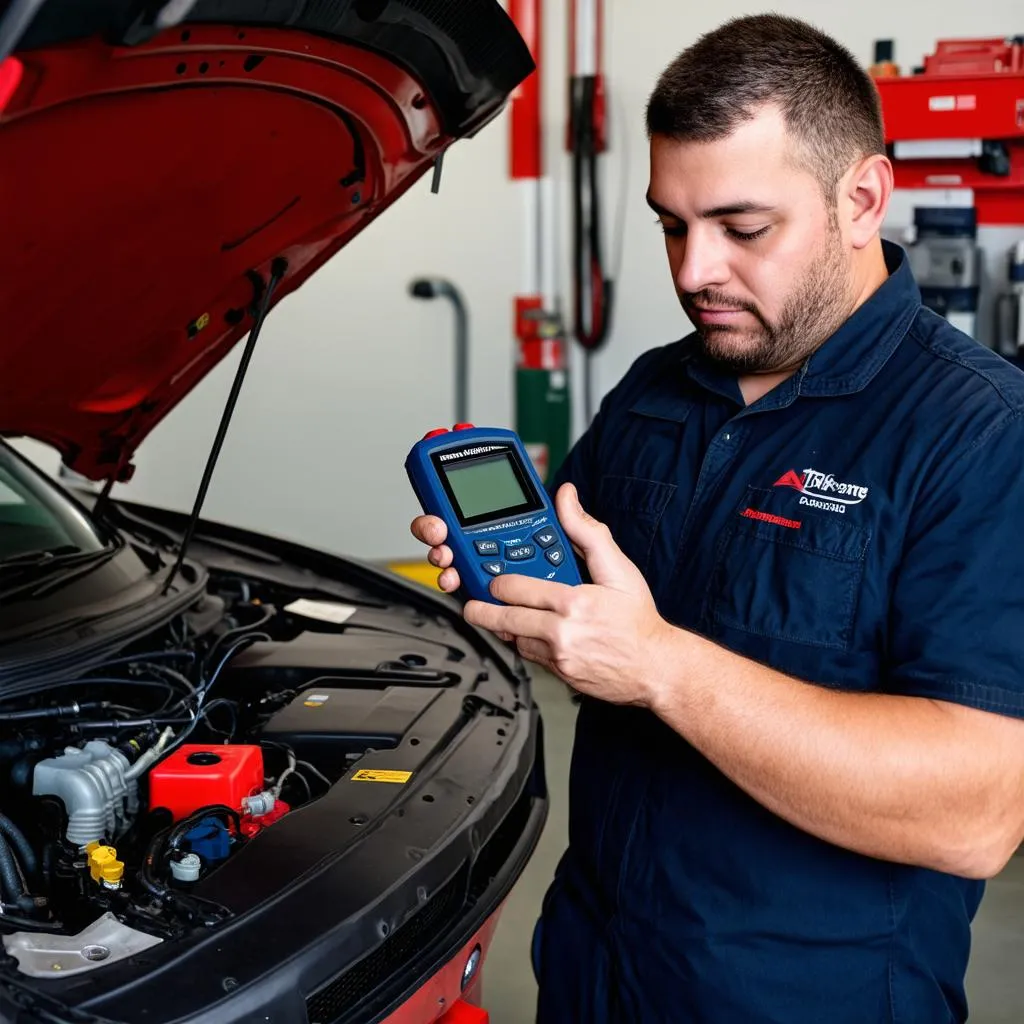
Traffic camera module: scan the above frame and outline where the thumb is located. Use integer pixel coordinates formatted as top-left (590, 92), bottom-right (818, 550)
top-left (555, 483), bottom-right (643, 590)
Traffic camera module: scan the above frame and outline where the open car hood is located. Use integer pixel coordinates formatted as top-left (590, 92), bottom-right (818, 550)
top-left (0, 0), bottom-right (532, 481)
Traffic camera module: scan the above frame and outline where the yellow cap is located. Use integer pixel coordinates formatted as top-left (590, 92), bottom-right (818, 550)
top-left (86, 842), bottom-right (124, 886)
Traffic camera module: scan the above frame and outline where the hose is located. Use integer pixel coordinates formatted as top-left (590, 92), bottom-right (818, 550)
top-left (0, 911), bottom-right (64, 933)
top-left (125, 726), bottom-right (174, 781)
top-left (0, 813), bottom-right (37, 882)
top-left (166, 805), bottom-right (242, 856)
top-left (137, 805), bottom-right (243, 900)
top-left (0, 917), bottom-right (64, 933)
top-left (569, 72), bottom-right (615, 423)
top-left (0, 834), bottom-right (34, 913)
top-left (138, 827), bottom-right (172, 901)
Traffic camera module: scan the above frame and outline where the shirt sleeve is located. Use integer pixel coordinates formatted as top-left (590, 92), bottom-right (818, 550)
top-left (886, 410), bottom-right (1024, 716)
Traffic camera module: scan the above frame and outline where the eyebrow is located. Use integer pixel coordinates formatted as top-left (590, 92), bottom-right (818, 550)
top-left (645, 193), bottom-right (777, 220)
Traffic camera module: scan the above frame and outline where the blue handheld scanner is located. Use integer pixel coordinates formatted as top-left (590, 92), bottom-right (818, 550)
top-left (406, 425), bottom-right (582, 604)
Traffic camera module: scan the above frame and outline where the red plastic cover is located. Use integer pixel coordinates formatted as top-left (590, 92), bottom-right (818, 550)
top-left (149, 744), bottom-right (264, 821)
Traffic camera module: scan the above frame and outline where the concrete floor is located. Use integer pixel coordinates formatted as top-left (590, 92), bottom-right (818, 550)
top-left (483, 670), bottom-right (1024, 1023)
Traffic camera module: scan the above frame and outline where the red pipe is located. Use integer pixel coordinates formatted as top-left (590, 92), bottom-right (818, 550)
top-left (509, 0), bottom-right (541, 181)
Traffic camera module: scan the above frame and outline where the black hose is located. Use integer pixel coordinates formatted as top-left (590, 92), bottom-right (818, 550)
top-left (203, 603), bottom-right (275, 669)
top-left (0, 834), bottom-right (34, 913)
top-left (138, 805), bottom-right (243, 899)
top-left (0, 814), bottom-right (37, 882)
top-left (166, 805), bottom-right (242, 856)
top-left (0, 834), bottom-right (25, 903)
top-left (138, 827), bottom-right (172, 901)
top-left (0, 912), bottom-right (64, 933)
top-left (569, 73), bottom-right (614, 424)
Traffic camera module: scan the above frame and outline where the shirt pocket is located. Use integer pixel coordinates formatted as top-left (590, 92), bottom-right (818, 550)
top-left (707, 486), bottom-right (870, 650)
top-left (597, 475), bottom-right (676, 577)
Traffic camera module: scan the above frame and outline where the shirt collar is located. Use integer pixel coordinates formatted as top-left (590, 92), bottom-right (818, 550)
top-left (683, 240), bottom-right (921, 402)
top-left (799, 240), bottom-right (920, 397)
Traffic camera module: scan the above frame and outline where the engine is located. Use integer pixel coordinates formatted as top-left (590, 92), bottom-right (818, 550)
top-left (32, 739), bottom-right (152, 848)
top-left (0, 579), bottom-right (384, 971)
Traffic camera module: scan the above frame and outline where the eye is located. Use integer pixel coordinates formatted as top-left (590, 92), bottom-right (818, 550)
top-left (727, 225), bottom-right (771, 242)
top-left (655, 218), bottom-right (686, 238)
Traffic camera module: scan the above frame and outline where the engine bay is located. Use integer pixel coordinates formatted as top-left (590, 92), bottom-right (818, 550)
top-left (0, 557), bottom-right (488, 982)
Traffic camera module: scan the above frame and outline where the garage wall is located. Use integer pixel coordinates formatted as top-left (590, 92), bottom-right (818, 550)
top-left (18, 2), bottom-right (1019, 563)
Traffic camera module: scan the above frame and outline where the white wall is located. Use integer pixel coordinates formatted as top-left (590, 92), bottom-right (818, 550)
top-left (24, 1), bottom-right (1019, 562)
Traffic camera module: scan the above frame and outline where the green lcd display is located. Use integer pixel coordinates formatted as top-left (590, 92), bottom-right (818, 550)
top-left (442, 454), bottom-right (531, 522)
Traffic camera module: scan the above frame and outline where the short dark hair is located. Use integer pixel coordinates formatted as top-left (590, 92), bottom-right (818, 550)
top-left (645, 14), bottom-right (885, 200)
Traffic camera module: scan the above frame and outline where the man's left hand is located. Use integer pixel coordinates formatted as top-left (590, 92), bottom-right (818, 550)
top-left (463, 483), bottom-right (674, 708)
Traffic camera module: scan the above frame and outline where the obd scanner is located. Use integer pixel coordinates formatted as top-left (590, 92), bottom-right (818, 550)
top-left (406, 424), bottom-right (582, 604)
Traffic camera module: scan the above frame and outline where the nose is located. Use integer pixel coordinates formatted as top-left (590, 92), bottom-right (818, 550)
top-left (673, 227), bottom-right (731, 296)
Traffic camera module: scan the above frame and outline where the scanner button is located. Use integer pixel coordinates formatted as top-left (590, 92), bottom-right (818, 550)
top-left (533, 529), bottom-right (558, 549)
top-left (423, 428), bottom-right (448, 439)
top-left (545, 545), bottom-right (566, 567)
top-left (482, 561), bottom-right (506, 577)
top-left (453, 422), bottom-right (476, 431)
top-left (474, 540), bottom-right (500, 556)
top-left (506, 545), bottom-right (536, 562)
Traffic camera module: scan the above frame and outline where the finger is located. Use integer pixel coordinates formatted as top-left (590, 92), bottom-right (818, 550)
top-left (464, 600), bottom-right (553, 641)
top-left (411, 515), bottom-right (448, 547)
top-left (555, 483), bottom-right (637, 588)
top-left (516, 636), bottom-right (556, 666)
top-left (427, 544), bottom-right (454, 569)
top-left (489, 572), bottom-right (572, 611)
top-left (437, 567), bottom-right (461, 592)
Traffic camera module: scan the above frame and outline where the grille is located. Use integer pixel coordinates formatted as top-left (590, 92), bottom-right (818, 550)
top-left (306, 875), bottom-right (461, 1024)
top-left (306, 786), bottom-right (532, 1024)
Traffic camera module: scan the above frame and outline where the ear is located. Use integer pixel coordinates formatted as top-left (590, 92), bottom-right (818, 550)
top-left (843, 154), bottom-right (894, 250)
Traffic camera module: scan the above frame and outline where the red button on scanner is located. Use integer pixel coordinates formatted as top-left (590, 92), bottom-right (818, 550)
top-left (423, 428), bottom-right (449, 439)
top-left (453, 423), bottom-right (476, 431)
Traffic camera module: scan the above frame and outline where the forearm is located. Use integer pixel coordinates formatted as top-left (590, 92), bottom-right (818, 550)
top-left (649, 627), bottom-right (1024, 878)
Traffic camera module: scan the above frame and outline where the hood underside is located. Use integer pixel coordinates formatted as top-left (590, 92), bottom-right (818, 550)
top-left (0, 0), bottom-right (532, 480)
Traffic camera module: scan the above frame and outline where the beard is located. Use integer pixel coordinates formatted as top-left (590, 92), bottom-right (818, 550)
top-left (681, 230), bottom-right (854, 375)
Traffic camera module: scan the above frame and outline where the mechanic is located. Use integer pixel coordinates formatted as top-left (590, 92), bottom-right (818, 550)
top-left (412, 14), bottom-right (1024, 1023)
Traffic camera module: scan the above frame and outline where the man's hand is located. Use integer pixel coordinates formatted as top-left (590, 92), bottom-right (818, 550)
top-left (410, 514), bottom-right (461, 594)
top-left (464, 484), bottom-right (674, 708)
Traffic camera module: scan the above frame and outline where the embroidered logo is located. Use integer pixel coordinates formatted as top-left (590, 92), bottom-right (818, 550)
top-left (742, 507), bottom-right (801, 530)
top-left (773, 467), bottom-right (869, 515)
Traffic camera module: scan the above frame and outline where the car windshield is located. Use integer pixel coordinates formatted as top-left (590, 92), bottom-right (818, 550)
top-left (0, 445), bottom-right (106, 562)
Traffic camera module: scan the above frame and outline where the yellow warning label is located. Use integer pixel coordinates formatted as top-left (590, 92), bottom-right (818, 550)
top-left (351, 769), bottom-right (413, 784)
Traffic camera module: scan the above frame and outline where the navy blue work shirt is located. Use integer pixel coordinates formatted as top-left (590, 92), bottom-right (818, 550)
top-left (533, 241), bottom-right (1024, 1023)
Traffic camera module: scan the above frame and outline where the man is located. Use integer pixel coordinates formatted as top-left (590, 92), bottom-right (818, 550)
top-left (412, 14), bottom-right (1024, 1023)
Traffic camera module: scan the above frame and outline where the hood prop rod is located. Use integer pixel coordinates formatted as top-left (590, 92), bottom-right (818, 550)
top-left (162, 257), bottom-right (287, 596)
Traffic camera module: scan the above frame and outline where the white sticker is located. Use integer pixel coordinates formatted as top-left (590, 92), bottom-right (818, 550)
top-left (929, 95), bottom-right (956, 112)
top-left (284, 598), bottom-right (358, 625)
top-left (307, 694), bottom-right (331, 703)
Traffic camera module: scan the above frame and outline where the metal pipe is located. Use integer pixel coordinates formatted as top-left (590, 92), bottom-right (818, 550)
top-left (409, 278), bottom-right (470, 425)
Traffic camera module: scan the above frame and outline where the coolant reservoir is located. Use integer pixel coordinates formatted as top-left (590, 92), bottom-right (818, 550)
top-left (149, 745), bottom-right (263, 820)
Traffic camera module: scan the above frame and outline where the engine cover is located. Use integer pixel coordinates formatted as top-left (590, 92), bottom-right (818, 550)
top-left (259, 685), bottom-right (440, 778)
top-left (149, 745), bottom-right (264, 821)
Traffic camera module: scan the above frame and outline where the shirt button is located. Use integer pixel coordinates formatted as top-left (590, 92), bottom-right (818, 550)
top-left (724, 433), bottom-right (731, 441)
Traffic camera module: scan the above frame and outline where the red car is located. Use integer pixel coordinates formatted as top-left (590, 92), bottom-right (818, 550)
top-left (0, 3), bottom-right (545, 1022)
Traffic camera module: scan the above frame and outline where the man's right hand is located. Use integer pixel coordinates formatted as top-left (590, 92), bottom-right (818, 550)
top-left (410, 515), bottom-right (461, 593)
